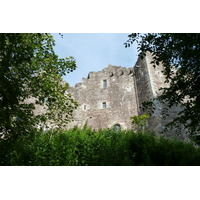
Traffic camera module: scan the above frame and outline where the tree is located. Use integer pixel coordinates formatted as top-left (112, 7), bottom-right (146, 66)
top-left (125, 33), bottom-right (200, 138)
top-left (130, 113), bottom-right (149, 132)
top-left (0, 33), bottom-right (78, 138)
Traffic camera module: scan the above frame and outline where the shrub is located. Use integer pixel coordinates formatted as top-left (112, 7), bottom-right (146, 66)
top-left (0, 127), bottom-right (200, 166)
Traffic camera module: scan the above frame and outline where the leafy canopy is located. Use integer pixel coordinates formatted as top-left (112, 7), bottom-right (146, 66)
top-left (0, 33), bottom-right (78, 138)
top-left (130, 113), bottom-right (149, 132)
top-left (125, 33), bottom-right (200, 136)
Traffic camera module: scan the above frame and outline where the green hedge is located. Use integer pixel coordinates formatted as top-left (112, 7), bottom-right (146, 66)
top-left (0, 127), bottom-right (200, 166)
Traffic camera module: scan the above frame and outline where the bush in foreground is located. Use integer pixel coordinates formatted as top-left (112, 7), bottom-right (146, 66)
top-left (0, 127), bottom-right (199, 166)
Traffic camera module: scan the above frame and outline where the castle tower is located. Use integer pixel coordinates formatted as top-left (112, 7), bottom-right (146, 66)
top-left (67, 65), bottom-right (138, 130)
top-left (133, 52), bottom-right (168, 132)
top-left (134, 52), bottom-right (185, 137)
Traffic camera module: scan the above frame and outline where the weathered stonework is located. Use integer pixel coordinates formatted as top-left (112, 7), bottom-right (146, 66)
top-left (66, 52), bottom-right (171, 132)
top-left (67, 65), bottom-right (138, 129)
top-left (134, 52), bottom-right (186, 138)
top-left (134, 52), bottom-right (168, 132)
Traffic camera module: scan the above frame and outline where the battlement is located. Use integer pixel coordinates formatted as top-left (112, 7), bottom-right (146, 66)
top-left (73, 65), bottom-right (133, 89)
top-left (67, 64), bottom-right (137, 130)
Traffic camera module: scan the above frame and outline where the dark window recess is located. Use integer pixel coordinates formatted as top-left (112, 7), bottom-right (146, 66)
top-left (84, 105), bottom-right (86, 110)
top-left (109, 72), bottom-right (113, 77)
top-left (102, 102), bottom-right (107, 109)
top-left (103, 80), bottom-right (107, 88)
top-left (118, 70), bottom-right (124, 76)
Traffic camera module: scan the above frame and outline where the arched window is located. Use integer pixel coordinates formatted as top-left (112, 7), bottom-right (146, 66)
top-left (113, 124), bottom-right (121, 132)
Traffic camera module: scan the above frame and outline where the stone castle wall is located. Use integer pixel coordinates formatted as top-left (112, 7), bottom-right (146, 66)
top-left (67, 65), bottom-right (138, 129)
top-left (67, 52), bottom-right (173, 131)
top-left (65, 52), bottom-right (185, 136)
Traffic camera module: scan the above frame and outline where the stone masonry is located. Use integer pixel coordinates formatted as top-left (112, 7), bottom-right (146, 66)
top-left (67, 52), bottom-right (176, 132)
top-left (67, 65), bottom-right (138, 129)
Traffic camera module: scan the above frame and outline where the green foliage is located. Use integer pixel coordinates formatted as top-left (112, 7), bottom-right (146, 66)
top-left (130, 113), bottom-right (149, 132)
top-left (125, 33), bottom-right (200, 137)
top-left (0, 128), bottom-right (200, 166)
top-left (0, 33), bottom-right (78, 138)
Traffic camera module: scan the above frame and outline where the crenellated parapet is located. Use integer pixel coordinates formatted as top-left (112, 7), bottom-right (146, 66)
top-left (67, 65), bottom-right (138, 130)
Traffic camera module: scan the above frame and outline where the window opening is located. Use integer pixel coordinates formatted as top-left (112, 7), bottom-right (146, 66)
top-left (84, 105), bottom-right (86, 110)
top-left (102, 102), bottom-right (107, 109)
top-left (113, 124), bottom-right (121, 132)
top-left (103, 80), bottom-right (107, 88)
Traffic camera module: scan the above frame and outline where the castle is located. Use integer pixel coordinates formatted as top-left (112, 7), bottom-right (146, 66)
top-left (67, 52), bottom-right (180, 135)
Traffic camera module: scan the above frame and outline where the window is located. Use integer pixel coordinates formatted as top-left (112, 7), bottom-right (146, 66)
top-left (102, 102), bottom-right (107, 109)
top-left (113, 124), bottom-right (121, 132)
top-left (103, 80), bottom-right (107, 88)
top-left (84, 105), bottom-right (86, 110)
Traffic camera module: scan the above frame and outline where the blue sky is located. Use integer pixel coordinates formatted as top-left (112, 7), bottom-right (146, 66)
top-left (51, 33), bottom-right (138, 86)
